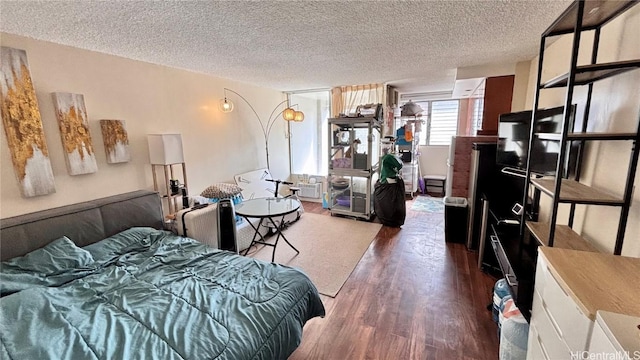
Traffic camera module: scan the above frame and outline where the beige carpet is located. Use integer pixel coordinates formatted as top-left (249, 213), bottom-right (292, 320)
top-left (247, 213), bottom-right (382, 297)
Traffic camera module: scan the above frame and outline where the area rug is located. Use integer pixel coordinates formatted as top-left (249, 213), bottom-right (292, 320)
top-left (247, 213), bottom-right (382, 297)
top-left (411, 195), bottom-right (445, 213)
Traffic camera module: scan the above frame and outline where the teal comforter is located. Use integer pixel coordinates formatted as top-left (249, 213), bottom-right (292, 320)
top-left (0, 227), bottom-right (325, 359)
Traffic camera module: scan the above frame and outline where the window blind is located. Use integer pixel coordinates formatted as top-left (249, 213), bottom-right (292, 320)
top-left (471, 98), bottom-right (484, 135)
top-left (429, 100), bottom-right (459, 145)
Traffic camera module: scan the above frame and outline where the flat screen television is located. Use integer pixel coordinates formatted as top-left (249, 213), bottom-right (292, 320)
top-left (497, 105), bottom-right (578, 176)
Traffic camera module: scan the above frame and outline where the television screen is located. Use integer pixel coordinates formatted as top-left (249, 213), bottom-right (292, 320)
top-left (497, 110), bottom-right (532, 169)
top-left (497, 106), bottom-right (576, 175)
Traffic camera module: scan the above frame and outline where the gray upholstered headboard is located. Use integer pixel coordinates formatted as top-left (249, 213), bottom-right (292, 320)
top-left (0, 190), bottom-right (163, 261)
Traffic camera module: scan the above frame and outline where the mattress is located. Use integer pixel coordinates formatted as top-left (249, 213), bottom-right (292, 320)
top-left (0, 227), bottom-right (325, 359)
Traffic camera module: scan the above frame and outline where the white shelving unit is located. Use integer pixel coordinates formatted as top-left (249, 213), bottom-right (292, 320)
top-left (327, 116), bottom-right (382, 220)
top-left (151, 162), bottom-right (188, 217)
top-left (394, 116), bottom-right (423, 198)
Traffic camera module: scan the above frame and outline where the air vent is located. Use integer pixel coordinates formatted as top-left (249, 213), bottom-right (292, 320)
top-left (296, 183), bottom-right (322, 199)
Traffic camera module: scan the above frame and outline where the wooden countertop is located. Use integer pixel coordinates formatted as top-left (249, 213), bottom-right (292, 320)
top-left (540, 247), bottom-right (640, 320)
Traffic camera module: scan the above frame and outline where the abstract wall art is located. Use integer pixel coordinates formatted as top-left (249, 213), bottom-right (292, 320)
top-left (0, 46), bottom-right (56, 197)
top-left (100, 119), bottom-right (130, 163)
top-left (52, 92), bottom-right (98, 175)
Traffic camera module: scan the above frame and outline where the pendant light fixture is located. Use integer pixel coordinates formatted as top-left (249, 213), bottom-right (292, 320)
top-left (218, 89), bottom-right (234, 113)
top-left (283, 107), bottom-right (296, 121)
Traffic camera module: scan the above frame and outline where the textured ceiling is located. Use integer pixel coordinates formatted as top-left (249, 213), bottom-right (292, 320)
top-left (0, 1), bottom-right (571, 93)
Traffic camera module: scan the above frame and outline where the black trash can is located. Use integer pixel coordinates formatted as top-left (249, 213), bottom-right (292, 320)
top-left (444, 196), bottom-right (468, 243)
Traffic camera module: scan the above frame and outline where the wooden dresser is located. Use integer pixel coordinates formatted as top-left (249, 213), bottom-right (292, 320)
top-left (527, 247), bottom-right (640, 359)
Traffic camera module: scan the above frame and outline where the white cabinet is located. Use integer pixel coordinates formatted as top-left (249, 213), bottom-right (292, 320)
top-left (527, 248), bottom-right (640, 360)
top-left (527, 253), bottom-right (591, 359)
top-left (529, 293), bottom-right (571, 359)
top-left (527, 325), bottom-right (551, 360)
top-left (589, 316), bottom-right (620, 356)
top-left (588, 311), bottom-right (640, 358)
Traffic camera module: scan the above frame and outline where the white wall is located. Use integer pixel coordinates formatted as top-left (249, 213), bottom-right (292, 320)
top-left (511, 60), bottom-right (532, 112)
top-left (456, 62), bottom-right (517, 79)
top-left (0, 34), bottom-right (290, 218)
top-left (522, 7), bottom-right (640, 257)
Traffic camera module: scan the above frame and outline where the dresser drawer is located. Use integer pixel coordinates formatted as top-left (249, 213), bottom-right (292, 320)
top-left (527, 325), bottom-right (548, 360)
top-left (534, 251), bottom-right (550, 298)
top-left (535, 253), bottom-right (593, 351)
top-left (530, 291), bottom-right (572, 359)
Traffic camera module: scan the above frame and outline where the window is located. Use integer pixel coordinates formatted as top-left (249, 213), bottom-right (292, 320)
top-left (290, 86), bottom-right (383, 176)
top-left (471, 97), bottom-right (484, 135)
top-left (333, 84), bottom-right (384, 117)
top-left (428, 100), bottom-right (459, 145)
top-left (404, 100), bottom-right (459, 146)
top-left (288, 90), bottom-right (331, 176)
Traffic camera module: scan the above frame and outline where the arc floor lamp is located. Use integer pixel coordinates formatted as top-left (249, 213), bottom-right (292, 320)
top-left (219, 88), bottom-right (303, 170)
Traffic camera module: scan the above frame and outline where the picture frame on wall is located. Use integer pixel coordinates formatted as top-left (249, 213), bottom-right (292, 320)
top-left (100, 119), bottom-right (130, 163)
top-left (0, 46), bottom-right (56, 197)
top-left (52, 92), bottom-right (98, 175)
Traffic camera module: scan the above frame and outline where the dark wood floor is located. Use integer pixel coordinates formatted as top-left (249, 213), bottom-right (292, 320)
top-left (289, 197), bottom-right (499, 360)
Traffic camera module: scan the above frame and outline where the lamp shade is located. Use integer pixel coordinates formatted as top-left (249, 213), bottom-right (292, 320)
top-left (294, 111), bottom-right (304, 122)
top-left (283, 107), bottom-right (296, 121)
top-left (147, 134), bottom-right (184, 164)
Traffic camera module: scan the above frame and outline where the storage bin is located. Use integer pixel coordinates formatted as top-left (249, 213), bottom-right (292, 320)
top-left (444, 196), bottom-right (468, 243)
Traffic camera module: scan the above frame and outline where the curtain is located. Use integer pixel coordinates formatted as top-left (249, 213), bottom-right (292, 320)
top-left (331, 83), bottom-right (384, 117)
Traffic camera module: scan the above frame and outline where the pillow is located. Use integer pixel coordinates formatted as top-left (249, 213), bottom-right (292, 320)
top-left (200, 183), bottom-right (243, 199)
top-left (1, 236), bottom-right (96, 296)
top-left (2, 236), bottom-right (94, 273)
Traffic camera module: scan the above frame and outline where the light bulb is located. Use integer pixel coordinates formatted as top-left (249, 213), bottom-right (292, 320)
top-left (219, 98), bottom-right (234, 113)
top-left (294, 111), bottom-right (304, 122)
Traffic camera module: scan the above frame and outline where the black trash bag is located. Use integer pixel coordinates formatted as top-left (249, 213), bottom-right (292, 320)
top-left (374, 177), bottom-right (406, 227)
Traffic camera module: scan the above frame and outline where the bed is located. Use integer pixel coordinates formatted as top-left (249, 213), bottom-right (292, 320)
top-left (0, 190), bottom-right (325, 359)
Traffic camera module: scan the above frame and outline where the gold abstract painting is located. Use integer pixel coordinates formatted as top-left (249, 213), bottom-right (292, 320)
top-left (52, 92), bottom-right (98, 175)
top-left (0, 46), bottom-right (56, 197)
top-left (100, 119), bottom-right (130, 163)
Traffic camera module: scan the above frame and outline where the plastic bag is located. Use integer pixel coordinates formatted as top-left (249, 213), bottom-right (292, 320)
top-left (374, 178), bottom-right (406, 227)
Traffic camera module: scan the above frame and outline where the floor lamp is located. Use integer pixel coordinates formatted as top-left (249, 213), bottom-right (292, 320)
top-left (147, 133), bottom-right (187, 216)
top-left (219, 88), bottom-right (303, 170)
